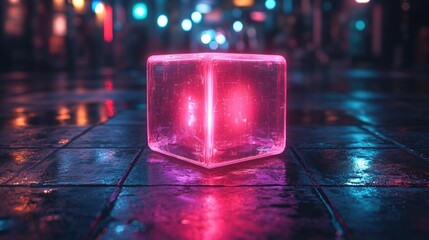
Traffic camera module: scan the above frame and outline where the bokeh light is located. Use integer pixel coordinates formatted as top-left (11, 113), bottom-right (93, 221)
top-left (355, 20), bottom-right (366, 31)
top-left (215, 33), bottom-right (226, 45)
top-left (201, 33), bottom-right (212, 44)
top-left (233, 0), bottom-right (255, 7)
top-left (195, 3), bottom-right (211, 14)
top-left (157, 15), bottom-right (168, 28)
top-left (181, 19), bottom-right (192, 31)
top-left (53, 14), bottom-right (67, 37)
top-left (92, 1), bottom-right (103, 13)
top-left (72, 0), bottom-right (85, 13)
top-left (265, 0), bottom-right (276, 10)
top-left (209, 41), bottom-right (219, 50)
top-left (233, 21), bottom-right (243, 32)
top-left (191, 12), bottom-right (203, 24)
top-left (132, 3), bottom-right (148, 20)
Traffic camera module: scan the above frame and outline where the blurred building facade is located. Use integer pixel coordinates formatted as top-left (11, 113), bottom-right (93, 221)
top-left (0, 0), bottom-right (428, 72)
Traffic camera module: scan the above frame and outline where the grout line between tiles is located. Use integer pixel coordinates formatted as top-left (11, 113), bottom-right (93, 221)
top-left (360, 126), bottom-right (429, 163)
top-left (1, 126), bottom-right (97, 184)
top-left (83, 144), bottom-right (146, 240)
top-left (289, 144), bottom-right (352, 240)
top-left (0, 109), bottom-right (127, 185)
top-left (292, 146), bottom-right (399, 149)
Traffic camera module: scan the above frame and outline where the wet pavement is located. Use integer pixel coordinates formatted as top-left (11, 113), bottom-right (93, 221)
top-left (0, 69), bottom-right (429, 239)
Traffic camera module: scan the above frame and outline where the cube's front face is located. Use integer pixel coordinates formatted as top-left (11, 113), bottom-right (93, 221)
top-left (147, 53), bottom-right (286, 168)
top-left (147, 55), bottom-right (208, 163)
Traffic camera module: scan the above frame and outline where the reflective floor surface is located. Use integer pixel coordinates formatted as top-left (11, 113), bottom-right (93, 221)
top-left (0, 69), bottom-right (429, 239)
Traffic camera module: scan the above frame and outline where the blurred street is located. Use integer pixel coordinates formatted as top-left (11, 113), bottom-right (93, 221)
top-left (1, 0), bottom-right (429, 72)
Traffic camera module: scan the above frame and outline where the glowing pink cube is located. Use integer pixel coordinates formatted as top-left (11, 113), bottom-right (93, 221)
top-left (147, 53), bottom-right (286, 168)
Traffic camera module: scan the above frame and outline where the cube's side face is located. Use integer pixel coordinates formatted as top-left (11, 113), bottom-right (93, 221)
top-left (210, 56), bottom-right (287, 166)
top-left (147, 56), bottom-right (208, 166)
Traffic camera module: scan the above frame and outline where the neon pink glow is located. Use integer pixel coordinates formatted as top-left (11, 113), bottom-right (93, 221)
top-left (187, 96), bottom-right (197, 127)
top-left (250, 11), bottom-right (267, 22)
top-left (147, 53), bottom-right (287, 168)
top-left (105, 99), bottom-right (115, 117)
top-left (103, 5), bottom-right (113, 43)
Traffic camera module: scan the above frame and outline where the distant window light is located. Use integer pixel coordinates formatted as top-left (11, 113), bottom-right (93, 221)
top-left (233, 21), bottom-right (244, 32)
top-left (250, 11), bottom-right (266, 22)
top-left (191, 12), bottom-right (202, 23)
top-left (53, 0), bottom-right (65, 10)
top-left (215, 33), bottom-right (226, 45)
top-left (157, 15), bottom-right (168, 28)
top-left (355, 20), bottom-right (366, 31)
top-left (233, 0), bottom-right (255, 7)
top-left (132, 3), bottom-right (148, 20)
top-left (72, 0), bottom-right (85, 12)
top-left (196, 3), bottom-right (211, 14)
top-left (202, 29), bottom-right (216, 40)
top-left (181, 19), bottom-right (192, 31)
top-left (201, 33), bottom-right (212, 44)
top-left (53, 14), bottom-right (67, 37)
top-left (355, 0), bottom-right (370, 3)
top-left (92, 1), bottom-right (102, 13)
top-left (209, 41), bottom-right (219, 50)
top-left (265, 0), bottom-right (276, 10)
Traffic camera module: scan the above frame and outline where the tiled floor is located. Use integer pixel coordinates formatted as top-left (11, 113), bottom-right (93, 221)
top-left (0, 70), bottom-right (428, 239)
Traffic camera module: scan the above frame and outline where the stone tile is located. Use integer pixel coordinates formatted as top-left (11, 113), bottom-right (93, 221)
top-left (323, 187), bottom-right (429, 240)
top-left (350, 110), bottom-right (429, 126)
top-left (0, 126), bottom-right (89, 148)
top-left (9, 148), bottom-right (140, 185)
top-left (288, 109), bottom-right (362, 125)
top-left (5, 90), bottom-right (144, 106)
top-left (1, 69), bottom-right (429, 239)
top-left (105, 110), bottom-right (147, 125)
top-left (0, 103), bottom-right (116, 127)
top-left (98, 186), bottom-right (337, 239)
top-left (0, 149), bottom-right (54, 184)
top-left (68, 125), bottom-right (146, 148)
top-left (415, 149), bottom-right (429, 159)
top-left (298, 148), bottom-right (429, 186)
top-left (374, 126), bottom-right (429, 147)
top-left (125, 148), bottom-right (312, 186)
top-left (288, 126), bottom-right (393, 148)
top-left (0, 186), bottom-right (113, 239)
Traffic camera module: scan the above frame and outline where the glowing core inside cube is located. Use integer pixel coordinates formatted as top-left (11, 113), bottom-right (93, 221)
top-left (147, 53), bottom-right (286, 168)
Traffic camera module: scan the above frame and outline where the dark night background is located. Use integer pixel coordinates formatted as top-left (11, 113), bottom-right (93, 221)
top-left (1, 0), bottom-right (429, 72)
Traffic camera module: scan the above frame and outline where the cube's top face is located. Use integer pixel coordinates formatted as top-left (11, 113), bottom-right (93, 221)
top-left (147, 53), bottom-right (286, 168)
top-left (147, 53), bottom-right (286, 64)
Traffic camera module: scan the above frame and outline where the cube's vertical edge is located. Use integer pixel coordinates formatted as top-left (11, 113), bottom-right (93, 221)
top-left (284, 57), bottom-right (287, 151)
top-left (281, 56), bottom-right (287, 153)
top-left (205, 56), bottom-right (214, 167)
top-left (146, 56), bottom-right (153, 151)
